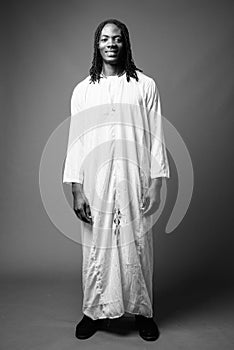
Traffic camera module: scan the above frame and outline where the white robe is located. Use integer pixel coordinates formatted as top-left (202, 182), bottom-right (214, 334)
top-left (63, 71), bottom-right (170, 320)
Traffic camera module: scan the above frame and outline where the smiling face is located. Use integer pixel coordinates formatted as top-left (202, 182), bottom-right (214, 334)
top-left (98, 23), bottom-right (124, 66)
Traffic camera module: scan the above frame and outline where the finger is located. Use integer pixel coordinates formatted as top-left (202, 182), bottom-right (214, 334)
top-left (86, 204), bottom-right (93, 224)
top-left (74, 207), bottom-right (80, 218)
top-left (74, 208), bottom-right (87, 223)
top-left (142, 196), bottom-right (150, 210)
top-left (86, 203), bottom-right (91, 216)
top-left (83, 202), bottom-right (92, 224)
top-left (144, 203), bottom-right (152, 215)
top-left (74, 209), bottom-right (83, 222)
top-left (78, 206), bottom-right (90, 224)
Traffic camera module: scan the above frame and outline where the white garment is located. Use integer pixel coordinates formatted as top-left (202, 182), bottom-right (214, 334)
top-left (63, 71), bottom-right (170, 320)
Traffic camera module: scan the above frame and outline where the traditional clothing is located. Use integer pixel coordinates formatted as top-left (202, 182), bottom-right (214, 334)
top-left (63, 71), bottom-right (170, 320)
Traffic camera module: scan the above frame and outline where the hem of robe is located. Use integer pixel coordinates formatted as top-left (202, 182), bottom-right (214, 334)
top-left (83, 299), bottom-right (153, 320)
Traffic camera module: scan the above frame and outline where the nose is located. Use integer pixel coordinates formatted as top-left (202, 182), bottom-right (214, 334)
top-left (107, 38), bottom-right (117, 47)
top-left (107, 43), bottom-right (117, 49)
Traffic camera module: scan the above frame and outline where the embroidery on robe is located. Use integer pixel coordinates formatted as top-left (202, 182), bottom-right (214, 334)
top-left (113, 206), bottom-right (122, 244)
top-left (113, 203), bottom-right (127, 244)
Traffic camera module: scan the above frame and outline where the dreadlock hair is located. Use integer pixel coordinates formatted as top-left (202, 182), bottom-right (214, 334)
top-left (89, 19), bottom-right (143, 84)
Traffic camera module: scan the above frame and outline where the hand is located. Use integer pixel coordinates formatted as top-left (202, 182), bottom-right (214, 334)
top-left (73, 190), bottom-right (93, 225)
top-left (142, 180), bottom-right (162, 216)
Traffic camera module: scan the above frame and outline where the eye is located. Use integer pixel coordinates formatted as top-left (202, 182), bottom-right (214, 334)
top-left (100, 37), bottom-right (122, 43)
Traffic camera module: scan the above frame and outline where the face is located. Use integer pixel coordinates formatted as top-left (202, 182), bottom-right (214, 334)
top-left (98, 23), bottom-right (124, 65)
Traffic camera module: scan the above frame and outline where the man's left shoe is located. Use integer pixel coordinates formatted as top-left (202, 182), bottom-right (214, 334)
top-left (75, 315), bottom-right (99, 339)
top-left (135, 315), bottom-right (160, 341)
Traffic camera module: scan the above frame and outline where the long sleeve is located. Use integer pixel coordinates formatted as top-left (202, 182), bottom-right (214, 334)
top-left (62, 86), bottom-right (84, 184)
top-left (146, 79), bottom-right (170, 179)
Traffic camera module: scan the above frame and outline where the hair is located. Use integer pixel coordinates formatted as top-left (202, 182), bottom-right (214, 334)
top-left (89, 19), bottom-right (143, 84)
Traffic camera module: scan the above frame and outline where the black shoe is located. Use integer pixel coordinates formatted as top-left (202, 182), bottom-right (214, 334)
top-left (135, 315), bottom-right (160, 341)
top-left (75, 315), bottom-right (99, 340)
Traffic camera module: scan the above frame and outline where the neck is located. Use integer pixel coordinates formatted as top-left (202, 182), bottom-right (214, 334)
top-left (101, 63), bottom-right (124, 77)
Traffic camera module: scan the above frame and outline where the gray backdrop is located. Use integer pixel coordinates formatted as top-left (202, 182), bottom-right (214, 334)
top-left (1, 0), bottom-right (233, 308)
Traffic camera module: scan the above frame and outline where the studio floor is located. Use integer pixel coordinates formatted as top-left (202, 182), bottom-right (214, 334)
top-left (1, 274), bottom-right (234, 350)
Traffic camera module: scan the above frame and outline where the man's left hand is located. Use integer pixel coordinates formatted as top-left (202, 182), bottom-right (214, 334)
top-left (142, 178), bottom-right (162, 216)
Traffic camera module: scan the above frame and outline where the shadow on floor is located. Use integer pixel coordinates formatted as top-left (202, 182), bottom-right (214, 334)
top-left (97, 314), bottom-right (137, 335)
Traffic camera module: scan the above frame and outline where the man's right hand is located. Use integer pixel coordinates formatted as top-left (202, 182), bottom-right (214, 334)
top-left (72, 183), bottom-right (93, 225)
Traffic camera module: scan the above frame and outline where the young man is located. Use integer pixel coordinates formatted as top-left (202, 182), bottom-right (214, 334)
top-left (63, 19), bottom-right (170, 341)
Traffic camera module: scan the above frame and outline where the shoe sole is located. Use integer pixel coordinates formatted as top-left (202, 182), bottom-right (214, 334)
top-left (140, 334), bottom-right (159, 341)
top-left (75, 330), bottom-right (97, 340)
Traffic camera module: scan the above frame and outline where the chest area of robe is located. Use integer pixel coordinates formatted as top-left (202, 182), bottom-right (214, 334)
top-left (82, 76), bottom-right (146, 109)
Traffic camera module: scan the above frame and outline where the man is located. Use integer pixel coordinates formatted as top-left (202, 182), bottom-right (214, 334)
top-left (63, 19), bottom-right (170, 341)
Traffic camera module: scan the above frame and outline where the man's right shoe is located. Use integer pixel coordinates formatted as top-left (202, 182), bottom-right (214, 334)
top-left (135, 314), bottom-right (160, 341)
top-left (75, 314), bottom-right (99, 340)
